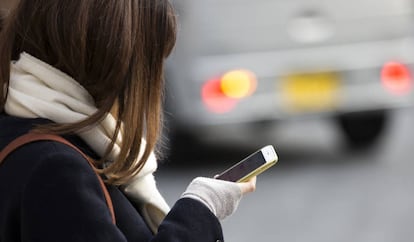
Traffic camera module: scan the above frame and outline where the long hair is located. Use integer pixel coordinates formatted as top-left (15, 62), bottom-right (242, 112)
top-left (0, 0), bottom-right (177, 185)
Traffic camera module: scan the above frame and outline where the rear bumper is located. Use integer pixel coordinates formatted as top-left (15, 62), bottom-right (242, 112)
top-left (169, 37), bottom-right (414, 126)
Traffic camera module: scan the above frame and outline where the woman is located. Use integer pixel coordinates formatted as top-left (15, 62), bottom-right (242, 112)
top-left (0, 0), bottom-right (256, 241)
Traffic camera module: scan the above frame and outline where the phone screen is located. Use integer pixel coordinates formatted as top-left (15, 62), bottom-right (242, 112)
top-left (216, 151), bottom-right (266, 182)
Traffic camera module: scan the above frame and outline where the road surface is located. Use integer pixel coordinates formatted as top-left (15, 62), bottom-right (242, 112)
top-left (157, 108), bottom-right (414, 242)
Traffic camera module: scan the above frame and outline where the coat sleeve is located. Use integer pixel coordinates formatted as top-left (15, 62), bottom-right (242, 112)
top-left (155, 198), bottom-right (224, 242)
top-left (20, 143), bottom-right (224, 242)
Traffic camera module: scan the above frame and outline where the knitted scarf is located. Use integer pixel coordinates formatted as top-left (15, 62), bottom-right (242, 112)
top-left (4, 52), bottom-right (170, 233)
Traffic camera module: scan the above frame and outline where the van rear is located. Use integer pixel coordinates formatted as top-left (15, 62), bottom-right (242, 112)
top-left (165, 0), bottom-right (414, 148)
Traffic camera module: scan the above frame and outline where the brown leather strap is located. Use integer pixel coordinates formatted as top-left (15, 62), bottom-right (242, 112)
top-left (0, 133), bottom-right (116, 224)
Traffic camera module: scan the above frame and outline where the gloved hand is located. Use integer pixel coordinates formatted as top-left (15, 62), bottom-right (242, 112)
top-left (181, 176), bottom-right (256, 220)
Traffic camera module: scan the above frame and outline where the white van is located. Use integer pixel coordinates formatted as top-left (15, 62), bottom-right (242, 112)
top-left (164, 0), bottom-right (414, 150)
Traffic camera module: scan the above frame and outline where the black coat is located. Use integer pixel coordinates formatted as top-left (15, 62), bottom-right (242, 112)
top-left (0, 114), bottom-right (224, 242)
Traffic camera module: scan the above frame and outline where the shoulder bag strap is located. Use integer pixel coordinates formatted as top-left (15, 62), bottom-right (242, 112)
top-left (0, 132), bottom-right (116, 224)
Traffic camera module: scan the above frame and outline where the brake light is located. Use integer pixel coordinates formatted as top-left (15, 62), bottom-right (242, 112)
top-left (381, 62), bottom-right (412, 95)
top-left (201, 69), bottom-right (257, 113)
top-left (201, 77), bottom-right (237, 113)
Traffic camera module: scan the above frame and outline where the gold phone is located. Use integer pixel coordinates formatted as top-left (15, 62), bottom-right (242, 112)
top-left (215, 145), bottom-right (278, 182)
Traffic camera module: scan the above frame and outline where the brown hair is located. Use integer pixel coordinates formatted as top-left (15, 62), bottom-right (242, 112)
top-left (0, 0), bottom-right (177, 185)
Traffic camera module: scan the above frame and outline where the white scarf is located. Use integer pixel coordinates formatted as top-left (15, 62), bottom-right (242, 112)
top-left (5, 52), bottom-right (170, 233)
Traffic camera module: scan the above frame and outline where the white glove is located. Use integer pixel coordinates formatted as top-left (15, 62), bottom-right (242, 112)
top-left (181, 177), bottom-right (242, 220)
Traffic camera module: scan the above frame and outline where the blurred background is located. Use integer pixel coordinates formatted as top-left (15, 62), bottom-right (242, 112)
top-left (163, 0), bottom-right (414, 154)
top-left (160, 0), bottom-right (414, 241)
top-left (2, 0), bottom-right (414, 241)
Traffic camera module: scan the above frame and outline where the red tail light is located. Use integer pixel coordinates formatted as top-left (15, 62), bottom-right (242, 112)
top-left (381, 62), bottom-right (412, 95)
top-left (201, 77), bottom-right (238, 113)
top-left (201, 69), bottom-right (257, 113)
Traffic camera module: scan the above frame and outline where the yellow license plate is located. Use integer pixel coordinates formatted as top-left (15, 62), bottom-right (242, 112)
top-left (281, 72), bottom-right (340, 112)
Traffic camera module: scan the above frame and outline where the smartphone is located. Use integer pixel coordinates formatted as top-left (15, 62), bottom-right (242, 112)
top-left (215, 145), bottom-right (278, 182)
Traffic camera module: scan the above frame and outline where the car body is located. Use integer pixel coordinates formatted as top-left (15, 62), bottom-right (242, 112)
top-left (164, 0), bottom-right (414, 149)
